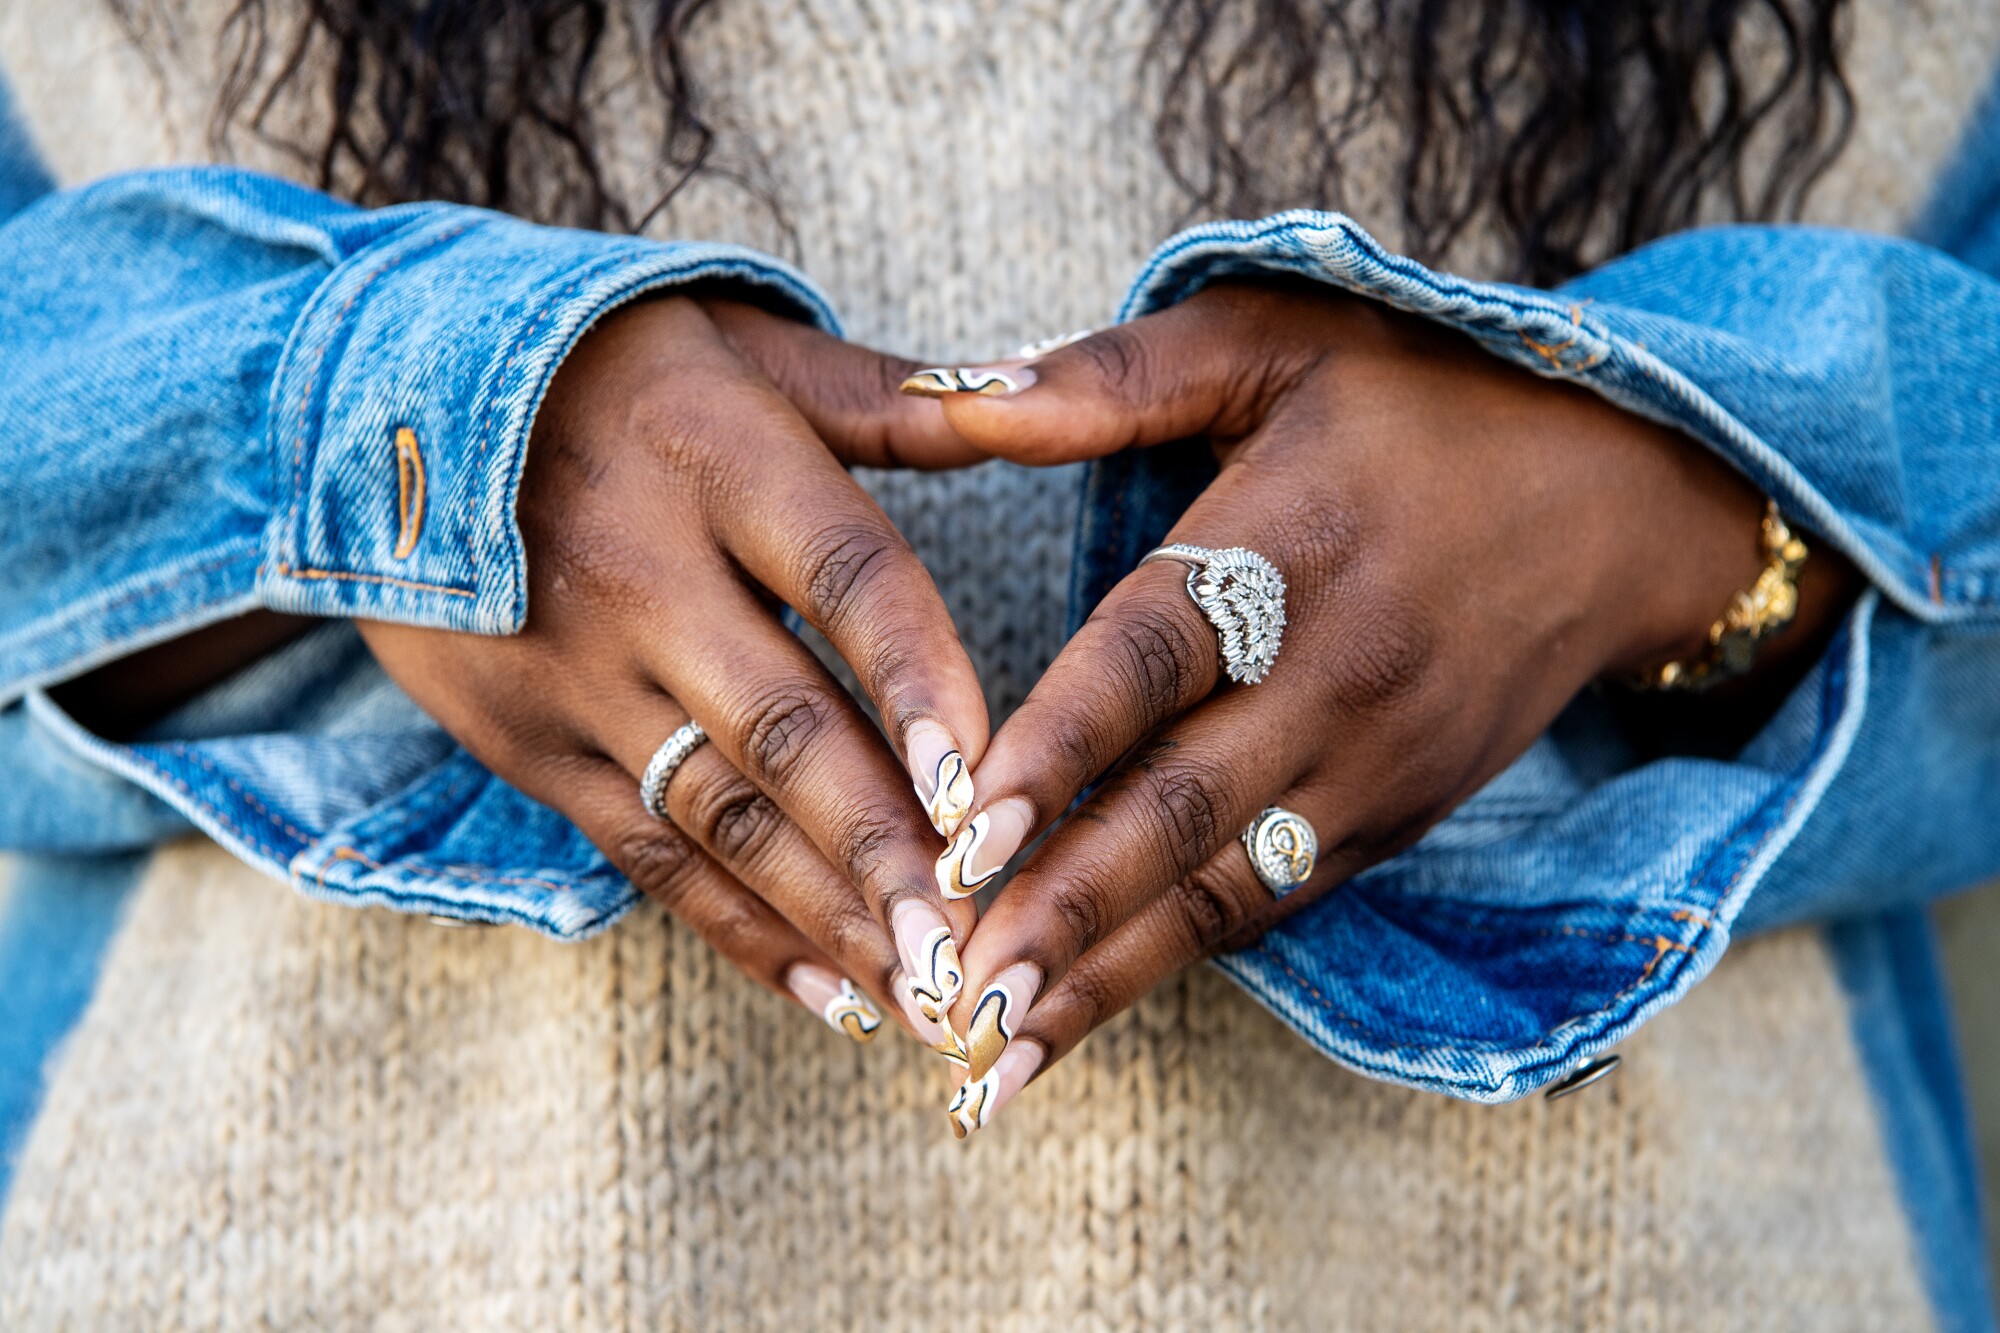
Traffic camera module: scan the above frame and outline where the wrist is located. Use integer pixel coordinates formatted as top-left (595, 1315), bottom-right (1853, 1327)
top-left (1592, 426), bottom-right (1771, 680)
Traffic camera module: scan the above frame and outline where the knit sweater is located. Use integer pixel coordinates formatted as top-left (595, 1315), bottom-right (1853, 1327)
top-left (2, 1), bottom-right (1997, 1326)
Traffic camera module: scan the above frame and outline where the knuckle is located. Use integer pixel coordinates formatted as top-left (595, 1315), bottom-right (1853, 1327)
top-left (611, 827), bottom-right (702, 905)
top-left (734, 684), bottom-right (837, 789)
top-left (1109, 602), bottom-right (1211, 720)
top-left (795, 521), bottom-right (906, 635)
top-left (1073, 326), bottom-right (1150, 403)
top-left (837, 805), bottom-right (903, 895)
top-left (705, 790), bottom-right (786, 865)
top-left (1168, 865), bottom-right (1258, 955)
top-left (1047, 884), bottom-right (1108, 957)
top-left (1138, 758), bottom-right (1227, 873)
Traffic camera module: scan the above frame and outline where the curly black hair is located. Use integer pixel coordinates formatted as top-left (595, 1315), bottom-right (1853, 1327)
top-left (119, 0), bottom-right (1853, 285)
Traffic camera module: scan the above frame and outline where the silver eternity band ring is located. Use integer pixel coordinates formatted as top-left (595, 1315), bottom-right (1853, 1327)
top-left (1139, 544), bottom-right (1288, 685)
top-left (640, 721), bottom-right (710, 823)
top-left (1242, 806), bottom-right (1318, 896)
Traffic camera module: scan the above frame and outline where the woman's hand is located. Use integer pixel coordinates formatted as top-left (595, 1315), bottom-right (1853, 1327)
top-left (361, 293), bottom-right (987, 1048)
top-left (911, 281), bottom-right (1859, 1134)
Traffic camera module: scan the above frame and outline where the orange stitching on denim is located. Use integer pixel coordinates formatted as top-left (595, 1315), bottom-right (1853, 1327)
top-left (393, 426), bottom-right (426, 560)
top-left (1520, 326), bottom-right (1606, 372)
top-left (320, 845), bottom-right (576, 895)
top-left (272, 563), bottom-right (473, 597)
top-left (1930, 554), bottom-right (1945, 604)
top-left (1257, 949), bottom-right (1369, 1033)
top-left (162, 743), bottom-right (313, 848)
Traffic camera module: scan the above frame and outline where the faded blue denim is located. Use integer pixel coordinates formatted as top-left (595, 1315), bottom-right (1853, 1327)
top-left (5, 160), bottom-right (2000, 1120)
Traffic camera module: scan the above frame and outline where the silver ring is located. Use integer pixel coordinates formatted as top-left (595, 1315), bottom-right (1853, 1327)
top-left (640, 721), bottom-right (709, 822)
top-left (1139, 544), bottom-right (1287, 685)
top-left (1242, 806), bottom-right (1317, 896)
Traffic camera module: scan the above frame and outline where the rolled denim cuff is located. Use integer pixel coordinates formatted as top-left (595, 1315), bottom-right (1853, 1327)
top-left (259, 211), bottom-right (836, 632)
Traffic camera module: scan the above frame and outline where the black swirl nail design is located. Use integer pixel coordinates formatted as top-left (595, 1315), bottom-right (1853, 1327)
top-left (904, 924), bottom-right (964, 1025)
top-left (920, 749), bottom-right (973, 838)
top-left (821, 979), bottom-right (882, 1043)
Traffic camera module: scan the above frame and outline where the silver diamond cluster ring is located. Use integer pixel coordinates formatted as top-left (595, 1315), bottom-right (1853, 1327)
top-left (1139, 543), bottom-right (1288, 685)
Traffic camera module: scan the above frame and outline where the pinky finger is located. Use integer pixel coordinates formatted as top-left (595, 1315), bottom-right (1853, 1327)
top-left (561, 757), bottom-right (892, 1045)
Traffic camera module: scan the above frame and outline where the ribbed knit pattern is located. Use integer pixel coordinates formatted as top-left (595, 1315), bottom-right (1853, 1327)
top-left (0, 841), bottom-right (1935, 1330)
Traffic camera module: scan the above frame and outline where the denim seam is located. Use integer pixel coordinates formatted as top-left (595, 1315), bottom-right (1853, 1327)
top-left (316, 845), bottom-right (581, 896)
top-left (266, 564), bottom-right (474, 596)
top-left (152, 742), bottom-right (314, 851)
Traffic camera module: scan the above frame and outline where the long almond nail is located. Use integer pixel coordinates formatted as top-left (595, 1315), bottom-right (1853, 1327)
top-left (786, 963), bottom-right (883, 1043)
top-left (935, 797), bottom-right (1034, 900)
top-left (897, 366), bottom-right (1037, 398)
top-left (905, 719), bottom-right (973, 838)
top-left (963, 962), bottom-right (1041, 1082)
top-left (894, 972), bottom-right (968, 1062)
top-left (947, 1040), bottom-right (1044, 1139)
top-left (893, 898), bottom-right (964, 1025)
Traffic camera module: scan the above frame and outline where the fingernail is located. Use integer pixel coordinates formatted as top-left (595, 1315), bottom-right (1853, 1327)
top-left (905, 719), bottom-right (973, 838)
top-left (963, 961), bottom-right (1042, 1082)
top-left (934, 797), bottom-right (1034, 900)
top-left (893, 898), bottom-right (964, 1026)
top-left (947, 1040), bottom-right (1044, 1139)
top-left (897, 366), bottom-right (1037, 398)
top-left (894, 972), bottom-right (968, 1062)
top-left (786, 963), bottom-right (883, 1044)
top-left (1015, 329), bottom-right (1094, 359)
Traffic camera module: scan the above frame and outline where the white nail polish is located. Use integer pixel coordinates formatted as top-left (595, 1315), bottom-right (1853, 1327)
top-left (905, 719), bottom-right (972, 838)
top-left (786, 964), bottom-right (882, 1043)
top-left (934, 797), bottom-right (1034, 899)
top-left (897, 366), bottom-right (1036, 398)
top-left (947, 1041), bottom-right (1043, 1139)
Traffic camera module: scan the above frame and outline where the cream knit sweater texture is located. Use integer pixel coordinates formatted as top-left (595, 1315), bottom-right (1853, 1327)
top-left (3, 1), bottom-right (1998, 1327)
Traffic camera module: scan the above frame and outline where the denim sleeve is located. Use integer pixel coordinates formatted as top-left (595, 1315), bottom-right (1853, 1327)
top-left (1087, 214), bottom-right (2000, 1099)
top-left (0, 167), bottom-right (836, 702)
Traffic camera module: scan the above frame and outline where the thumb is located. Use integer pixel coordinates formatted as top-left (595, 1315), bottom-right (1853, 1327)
top-left (901, 294), bottom-right (1293, 466)
top-left (701, 296), bottom-right (990, 470)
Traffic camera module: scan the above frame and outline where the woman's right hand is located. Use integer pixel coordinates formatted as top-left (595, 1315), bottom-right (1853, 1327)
top-left (358, 293), bottom-right (988, 1049)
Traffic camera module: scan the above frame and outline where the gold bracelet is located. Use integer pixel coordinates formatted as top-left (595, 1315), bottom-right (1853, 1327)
top-left (1639, 500), bottom-right (1808, 692)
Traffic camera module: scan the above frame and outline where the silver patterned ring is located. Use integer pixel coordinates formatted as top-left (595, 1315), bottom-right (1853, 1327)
top-left (639, 721), bottom-right (709, 823)
top-left (1139, 544), bottom-right (1288, 685)
top-left (1242, 806), bottom-right (1318, 896)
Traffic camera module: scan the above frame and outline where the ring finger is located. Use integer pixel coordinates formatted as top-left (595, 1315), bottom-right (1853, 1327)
top-left (600, 685), bottom-right (970, 1044)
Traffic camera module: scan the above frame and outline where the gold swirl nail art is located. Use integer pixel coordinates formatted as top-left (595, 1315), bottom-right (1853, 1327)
top-left (948, 1069), bottom-right (1000, 1139)
top-left (919, 748), bottom-right (973, 838)
top-left (963, 980), bottom-right (1019, 1082)
top-left (821, 979), bottom-right (882, 1043)
top-left (935, 811), bottom-right (1003, 901)
top-left (904, 924), bottom-right (964, 1025)
top-left (932, 1023), bottom-right (970, 1068)
top-left (898, 367), bottom-right (1024, 398)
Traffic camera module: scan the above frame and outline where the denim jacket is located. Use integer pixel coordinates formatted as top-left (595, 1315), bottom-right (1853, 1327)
top-left (4, 137), bottom-right (2000, 1115)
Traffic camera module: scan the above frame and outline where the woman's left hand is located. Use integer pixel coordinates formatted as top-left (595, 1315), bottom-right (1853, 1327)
top-left (905, 280), bottom-right (1858, 1135)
